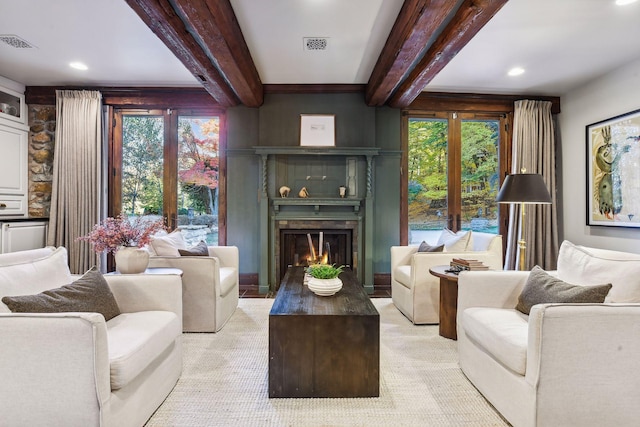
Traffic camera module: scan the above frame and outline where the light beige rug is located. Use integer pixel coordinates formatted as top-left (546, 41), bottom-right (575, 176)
top-left (145, 298), bottom-right (509, 426)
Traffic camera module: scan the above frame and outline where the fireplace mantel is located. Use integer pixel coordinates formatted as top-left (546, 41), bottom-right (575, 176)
top-left (273, 198), bottom-right (362, 212)
top-left (254, 146), bottom-right (380, 157)
top-left (255, 146), bottom-right (379, 294)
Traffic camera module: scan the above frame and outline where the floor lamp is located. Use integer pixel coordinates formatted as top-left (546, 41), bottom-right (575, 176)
top-left (496, 173), bottom-right (552, 271)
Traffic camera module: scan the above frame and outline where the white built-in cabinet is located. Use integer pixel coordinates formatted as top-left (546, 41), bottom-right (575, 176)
top-left (0, 83), bottom-right (28, 218)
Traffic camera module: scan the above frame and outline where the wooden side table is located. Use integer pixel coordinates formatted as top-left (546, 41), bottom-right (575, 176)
top-left (429, 265), bottom-right (459, 340)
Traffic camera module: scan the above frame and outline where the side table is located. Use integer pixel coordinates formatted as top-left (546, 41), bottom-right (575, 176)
top-left (107, 267), bottom-right (183, 276)
top-left (429, 265), bottom-right (459, 340)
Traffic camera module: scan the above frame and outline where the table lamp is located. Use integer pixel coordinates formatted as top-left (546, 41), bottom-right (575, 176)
top-left (496, 172), bottom-right (552, 270)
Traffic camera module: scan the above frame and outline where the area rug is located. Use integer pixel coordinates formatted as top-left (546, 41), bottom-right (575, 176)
top-left (145, 298), bottom-right (509, 426)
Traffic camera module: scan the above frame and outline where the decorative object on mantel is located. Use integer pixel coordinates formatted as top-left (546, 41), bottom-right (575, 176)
top-left (78, 213), bottom-right (165, 273)
top-left (298, 187), bottom-right (309, 198)
top-left (279, 186), bottom-right (290, 198)
top-left (339, 185), bottom-right (347, 198)
top-left (300, 114), bottom-right (336, 147)
top-left (305, 263), bottom-right (344, 296)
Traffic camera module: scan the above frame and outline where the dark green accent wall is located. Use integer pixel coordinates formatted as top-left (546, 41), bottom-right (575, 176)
top-left (374, 106), bottom-right (401, 272)
top-left (226, 93), bottom-right (400, 283)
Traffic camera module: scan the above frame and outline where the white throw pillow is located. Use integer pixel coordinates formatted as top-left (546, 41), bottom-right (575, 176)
top-left (437, 229), bottom-right (472, 252)
top-left (0, 247), bottom-right (74, 312)
top-left (557, 240), bottom-right (640, 303)
top-left (150, 230), bottom-right (187, 256)
top-left (470, 232), bottom-right (499, 252)
top-left (0, 246), bottom-right (56, 266)
top-left (437, 228), bottom-right (456, 245)
top-left (144, 230), bottom-right (168, 256)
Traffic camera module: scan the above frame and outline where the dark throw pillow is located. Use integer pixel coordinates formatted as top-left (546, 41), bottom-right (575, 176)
top-left (417, 241), bottom-right (445, 252)
top-left (1, 267), bottom-right (121, 321)
top-left (515, 265), bottom-right (612, 315)
top-left (178, 240), bottom-right (209, 257)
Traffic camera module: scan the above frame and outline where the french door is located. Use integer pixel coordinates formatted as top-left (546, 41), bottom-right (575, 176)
top-left (402, 112), bottom-right (509, 245)
top-left (110, 108), bottom-right (226, 245)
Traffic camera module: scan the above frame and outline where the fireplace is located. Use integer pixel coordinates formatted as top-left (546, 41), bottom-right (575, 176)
top-left (280, 229), bottom-right (352, 281)
top-left (254, 146), bottom-right (379, 293)
top-left (274, 219), bottom-right (359, 286)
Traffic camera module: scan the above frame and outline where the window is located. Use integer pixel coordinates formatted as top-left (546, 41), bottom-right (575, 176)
top-left (110, 108), bottom-right (226, 245)
top-left (402, 111), bottom-right (510, 245)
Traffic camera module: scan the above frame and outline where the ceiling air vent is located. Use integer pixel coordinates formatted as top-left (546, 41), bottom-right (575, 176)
top-left (0, 34), bottom-right (36, 49)
top-left (303, 37), bottom-right (328, 51)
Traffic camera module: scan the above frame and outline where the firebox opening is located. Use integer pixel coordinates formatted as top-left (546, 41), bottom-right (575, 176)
top-left (280, 229), bottom-right (352, 281)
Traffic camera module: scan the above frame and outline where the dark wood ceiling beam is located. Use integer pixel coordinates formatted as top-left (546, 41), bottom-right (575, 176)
top-left (388, 0), bottom-right (509, 108)
top-left (408, 91), bottom-right (561, 114)
top-left (365, 0), bottom-right (457, 107)
top-left (25, 86), bottom-right (222, 108)
top-left (171, 0), bottom-right (263, 107)
top-left (124, 0), bottom-right (239, 107)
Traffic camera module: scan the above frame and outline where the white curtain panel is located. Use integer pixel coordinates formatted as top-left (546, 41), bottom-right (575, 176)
top-left (48, 90), bottom-right (102, 273)
top-left (505, 100), bottom-right (559, 270)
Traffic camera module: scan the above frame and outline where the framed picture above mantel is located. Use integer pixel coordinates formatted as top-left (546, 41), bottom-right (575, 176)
top-left (586, 108), bottom-right (640, 227)
top-left (300, 114), bottom-right (335, 147)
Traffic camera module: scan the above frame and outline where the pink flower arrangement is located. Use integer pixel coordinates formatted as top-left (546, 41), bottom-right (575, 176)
top-left (78, 213), bottom-right (165, 254)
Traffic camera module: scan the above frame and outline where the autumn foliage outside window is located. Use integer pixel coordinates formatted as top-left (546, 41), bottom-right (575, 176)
top-left (178, 117), bottom-right (220, 217)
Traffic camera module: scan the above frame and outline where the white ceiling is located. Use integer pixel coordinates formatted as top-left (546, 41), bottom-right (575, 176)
top-left (427, 0), bottom-right (640, 95)
top-left (0, 0), bottom-right (639, 97)
top-left (230, 0), bottom-right (404, 84)
top-left (0, 0), bottom-right (197, 87)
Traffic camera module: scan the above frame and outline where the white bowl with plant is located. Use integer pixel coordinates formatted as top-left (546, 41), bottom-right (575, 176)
top-left (305, 264), bottom-right (345, 296)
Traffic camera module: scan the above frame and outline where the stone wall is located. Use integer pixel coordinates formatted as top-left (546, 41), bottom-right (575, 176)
top-left (28, 105), bottom-right (55, 218)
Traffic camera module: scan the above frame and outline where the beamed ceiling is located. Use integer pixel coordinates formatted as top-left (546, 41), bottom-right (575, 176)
top-left (124, 0), bottom-right (508, 108)
top-left (3, 1), bottom-right (638, 108)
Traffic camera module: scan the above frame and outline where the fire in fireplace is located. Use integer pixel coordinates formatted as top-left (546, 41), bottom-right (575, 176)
top-left (280, 229), bottom-right (352, 280)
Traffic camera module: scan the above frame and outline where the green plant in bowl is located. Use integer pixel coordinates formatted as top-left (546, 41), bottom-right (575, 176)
top-left (305, 263), bottom-right (344, 279)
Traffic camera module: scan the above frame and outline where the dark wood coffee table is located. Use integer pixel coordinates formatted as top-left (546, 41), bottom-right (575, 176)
top-left (269, 266), bottom-right (380, 398)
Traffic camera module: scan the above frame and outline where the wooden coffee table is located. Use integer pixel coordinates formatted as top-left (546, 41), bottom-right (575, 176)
top-left (269, 266), bottom-right (379, 398)
top-left (429, 265), bottom-right (460, 340)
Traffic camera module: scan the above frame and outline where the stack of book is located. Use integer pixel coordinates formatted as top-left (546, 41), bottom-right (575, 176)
top-left (450, 258), bottom-right (490, 271)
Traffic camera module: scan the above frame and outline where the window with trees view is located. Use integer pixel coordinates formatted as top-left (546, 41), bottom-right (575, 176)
top-left (112, 109), bottom-right (225, 246)
top-left (404, 112), bottom-right (507, 245)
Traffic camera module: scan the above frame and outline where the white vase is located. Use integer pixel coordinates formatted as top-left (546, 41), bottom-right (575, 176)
top-left (307, 277), bottom-right (343, 296)
top-left (115, 246), bottom-right (149, 274)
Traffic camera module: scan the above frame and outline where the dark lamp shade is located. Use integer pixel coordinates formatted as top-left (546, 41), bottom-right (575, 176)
top-left (496, 173), bottom-right (552, 204)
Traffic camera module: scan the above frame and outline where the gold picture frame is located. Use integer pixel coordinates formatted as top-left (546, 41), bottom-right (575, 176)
top-left (300, 114), bottom-right (335, 147)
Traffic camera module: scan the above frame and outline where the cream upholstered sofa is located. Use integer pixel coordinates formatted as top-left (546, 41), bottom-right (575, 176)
top-left (0, 246), bottom-right (183, 427)
top-left (148, 230), bottom-right (239, 332)
top-left (391, 230), bottom-right (503, 324)
top-left (457, 240), bottom-right (640, 427)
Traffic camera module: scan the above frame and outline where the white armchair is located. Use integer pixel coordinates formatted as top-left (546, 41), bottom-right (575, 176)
top-left (391, 231), bottom-right (502, 324)
top-left (149, 245), bottom-right (239, 332)
top-left (0, 247), bottom-right (183, 427)
top-left (457, 241), bottom-right (640, 427)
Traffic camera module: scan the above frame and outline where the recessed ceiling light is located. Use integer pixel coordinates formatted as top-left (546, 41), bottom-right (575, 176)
top-left (508, 67), bottom-right (525, 76)
top-left (69, 62), bottom-right (88, 71)
top-left (615, 0), bottom-right (637, 5)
